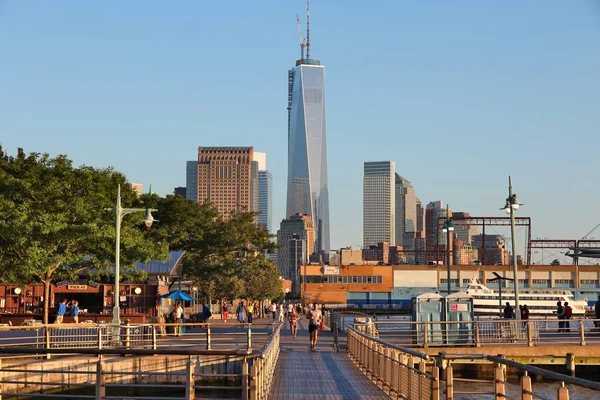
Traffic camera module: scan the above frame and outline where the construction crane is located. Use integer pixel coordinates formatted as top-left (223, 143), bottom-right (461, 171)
top-left (296, 14), bottom-right (306, 60)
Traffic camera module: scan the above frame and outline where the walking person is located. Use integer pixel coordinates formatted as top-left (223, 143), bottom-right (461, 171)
top-left (556, 301), bottom-right (565, 332)
top-left (503, 302), bottom-right (513, 319)
top-left (55, 298), bottom-right (68, 324)
top-left (288, 306), bottom-right (299, 338)
top-left (278, 303), bottom-right (285, 323)
top-left (270, 303), bottom-right (277, 320)
top-left (563, 302), bottom-right (573, 332)
top-left (247, 302), bottom-right (254, 324)
top-left (307, 304), bottom-right (322, 349)
top-left (237, 302), bottom-right (246, 325)
top-left (222, 302), bottom-right (229, 322)
top-left (70, 300), bottom-right (80, 323)
top-left (202, 303), bottom-right (212, 325)
top-left (174, 301), bottom-right (184, 336)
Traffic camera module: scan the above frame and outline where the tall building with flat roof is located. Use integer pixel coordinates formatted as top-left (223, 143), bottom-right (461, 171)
top-left (286, 7), bottom-right (330, 260)
top-left (425, 201), bottom-right (452, 263)
top-left (276, 214), bottom-right (315, 294)
top-left (185, 147), bottom-right (257, 217)
top-left (258, 170), bottom-right (273, 232)
top-left (363, 161), bottom-right (396, 247)
top-left (395, 174), bottom-right (417, 247)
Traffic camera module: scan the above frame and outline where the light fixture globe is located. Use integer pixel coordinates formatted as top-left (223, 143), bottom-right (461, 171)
top-left (142, 209), bottom-right (158, 228)
top-left (14, 287), bottom-right (22, 295)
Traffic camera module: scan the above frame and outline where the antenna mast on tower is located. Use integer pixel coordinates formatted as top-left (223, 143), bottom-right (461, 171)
top-left (296, 14), bottom-right (306, 60)
top-left (306, 0), bottom-right (311, 59)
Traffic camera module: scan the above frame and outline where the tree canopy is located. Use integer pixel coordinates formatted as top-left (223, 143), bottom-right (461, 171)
top-left (0, 146), bottom-right (282, 323)
top-left (0, 147), bottom-right (167, 322)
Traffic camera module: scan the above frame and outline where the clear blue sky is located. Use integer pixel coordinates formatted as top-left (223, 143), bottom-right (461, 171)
top-left (1, 1), bottom-right (599, 263)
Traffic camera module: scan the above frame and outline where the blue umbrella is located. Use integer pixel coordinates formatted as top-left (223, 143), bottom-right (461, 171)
top-left (160, 290), bottom-right (194, 301)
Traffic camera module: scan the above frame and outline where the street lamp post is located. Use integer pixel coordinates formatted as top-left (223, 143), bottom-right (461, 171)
top-left (501, 176), bottom-right (523, 319)
top-left (442, 205), bottom-right (454, 295)
top-left (106, 185), bottom-right (157, 328)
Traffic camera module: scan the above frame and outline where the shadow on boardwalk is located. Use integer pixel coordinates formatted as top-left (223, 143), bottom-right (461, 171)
top-left (269, 318), bottom-right (388, 400)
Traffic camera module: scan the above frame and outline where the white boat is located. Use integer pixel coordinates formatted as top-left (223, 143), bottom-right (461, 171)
top-left (463, 278), bottom-right (587, 316)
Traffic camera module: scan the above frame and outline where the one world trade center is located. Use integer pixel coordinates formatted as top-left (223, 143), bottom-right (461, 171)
top-left (286, 2), bottom-right (330, 260)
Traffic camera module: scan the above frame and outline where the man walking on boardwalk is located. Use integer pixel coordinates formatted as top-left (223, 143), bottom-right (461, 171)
top-left (307, 304), bottom-right (322, 349)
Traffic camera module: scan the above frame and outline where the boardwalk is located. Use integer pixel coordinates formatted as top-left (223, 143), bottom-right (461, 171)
top-left (270, 318), bottom-right (388, 400)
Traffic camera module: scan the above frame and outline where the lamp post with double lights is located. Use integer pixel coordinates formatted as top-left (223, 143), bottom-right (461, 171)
top-left (501, 176), bottom-right (523, 319)
top-left (441, 205), bottom-right (454, 295)
top-left (106, 185), bottom-right (157, 329)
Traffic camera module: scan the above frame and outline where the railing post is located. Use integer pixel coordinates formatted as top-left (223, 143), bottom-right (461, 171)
top-left (527, 321), bottom-right (533, 347)
top-left (45, 326), bottom-right (51, 360)
top-left (579, 320), bottom-right (586, 346)
top-left (521, 372), bottom-right (533, 400)
top-left (125, 321), bottom-right (131, 350)
top-left (475, 322), bottom-right (481, 347)
top-left (186, 357), bottom-right (195, 400)
top-left (557, 382), bottom-right (569, 400)
top-left (423, 323), bottom-right (429, 348)
top-left (241, 358), bottom-right (249, 400)
top-left (419, 359), bottom-right (426, 400)
top-left (206, 325), bottom-right (211, 350)
top-left (247, 324), bottom-right (252, 353)
top-left (432, 364), bottom-right (440, 400)
top-left (446, 363), bottom-right (454, 400)
top-left (98, 327), bottom-right (103, 352)
top-left (0, 358), bottom-right (3, 400)
top-left (407, 356), bottom-right (414, 400)
top-left (494, 364), bottom-right (506, 400)
top-left (95, 357), bottom-right (105, 400)
top-left (250, 365), bottom-right (258, 400)
top-left (152, 326), bottom-right (157, 350)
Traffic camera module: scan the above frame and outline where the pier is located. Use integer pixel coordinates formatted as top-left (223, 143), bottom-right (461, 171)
top-left (0, 316), bottom-right (599, 399)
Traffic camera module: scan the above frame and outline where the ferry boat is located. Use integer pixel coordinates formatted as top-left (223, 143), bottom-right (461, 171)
top-left (463, 278), bottom-right (588, 316)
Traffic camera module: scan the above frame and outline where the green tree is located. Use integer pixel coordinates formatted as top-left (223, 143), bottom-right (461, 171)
top-left (0, 147), bottom-right (167, 323)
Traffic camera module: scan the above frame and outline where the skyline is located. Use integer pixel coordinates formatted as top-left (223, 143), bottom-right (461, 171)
top-left (1, 1), bottom-right (599, 260)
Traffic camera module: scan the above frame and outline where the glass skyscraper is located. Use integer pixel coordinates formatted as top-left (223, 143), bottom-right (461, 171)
top-left (286, 58), bottom-right (330, 259)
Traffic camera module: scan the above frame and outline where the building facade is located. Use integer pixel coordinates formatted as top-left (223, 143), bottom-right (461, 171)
top-left (276, 214), bottom-right (315, 294)
top-left (425, 201), bottom-right (452, 262)
top-left (258, 170), bottom-right (273, 233)
top-left (286, 56), bottom-right (330, 259)
top-left (185, 147), bottom-right (259, 218)
top-left (452, 212), bottom-right (479, 246)
top-left (395, 174), bottom-right (417, 248)
top-left (363, 161), bottom-right (396, 247)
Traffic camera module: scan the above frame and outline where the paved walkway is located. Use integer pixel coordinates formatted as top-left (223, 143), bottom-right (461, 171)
top-left (269, 317), bottom-right (388, 399)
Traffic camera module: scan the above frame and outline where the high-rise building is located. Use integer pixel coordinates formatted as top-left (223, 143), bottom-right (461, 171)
top-left (395, 174), bottom-right (417, 247)
top-left (129, 183), bottom-right (143, 196)
top-left (452, 212), bottom-right (479, 246)
top-left (286, 6), bottom-right (330, 260)
top-left (185, 147), bottom-right (257, 217)
top-left (253, 152), bottom-right (273, 233)
top-left (276, 214), bottom-right (315, 294)
top-left (258, 170), bottom-right (273, 233)
top-left (425, 201), bottom-right (452, 263)
top-left (363, 161), bottom-right (396, 247)
top-left (173, 187), bottom-right (186, 197)
top-left (415, 198), bottom-right (426, 264)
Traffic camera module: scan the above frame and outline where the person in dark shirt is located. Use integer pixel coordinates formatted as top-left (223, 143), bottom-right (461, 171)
top-left (556, 301), bottom-right (564, 332)
top-left (503, 302), bottom-right (514, 319)
top-left (521, 304), bottom-right (530, 320)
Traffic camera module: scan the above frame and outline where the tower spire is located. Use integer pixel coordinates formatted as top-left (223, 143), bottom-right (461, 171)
top-left (306, 0), bottom-right (311, 59)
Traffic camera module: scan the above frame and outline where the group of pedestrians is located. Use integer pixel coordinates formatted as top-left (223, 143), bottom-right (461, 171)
top-left (502, 302), bottom-right (529, 320)
top-left (55, 298), bottom-right (80, 323)
top-left (556, 301), bottom-right (573, 332)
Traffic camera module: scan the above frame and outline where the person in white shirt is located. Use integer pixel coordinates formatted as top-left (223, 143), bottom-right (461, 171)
top-left (278, 304), bottom-right (285, 322)
top-left (307, 305), bottom-right (322, 349)
top-left (174, 301), bottom-right (184, 337)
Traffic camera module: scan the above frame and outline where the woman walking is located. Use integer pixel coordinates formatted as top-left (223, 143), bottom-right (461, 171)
top-left (174, 301), bottom-right (184, 336)
top-left (237, 302), bottom-right (246, 325)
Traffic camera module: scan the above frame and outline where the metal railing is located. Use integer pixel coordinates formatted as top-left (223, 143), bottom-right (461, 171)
top-left (248, 323), bottom-right (281, 399)
top-left (366, 318), bottom-right (600, 348)
top-left (0, 322), bottom-right (283, 399)
top-left (443, 354), bottom-right (600, 400)
top-left (0, 322), bottom-right (275, 357)
top-left (347, 325), bottom-right (440, 399)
